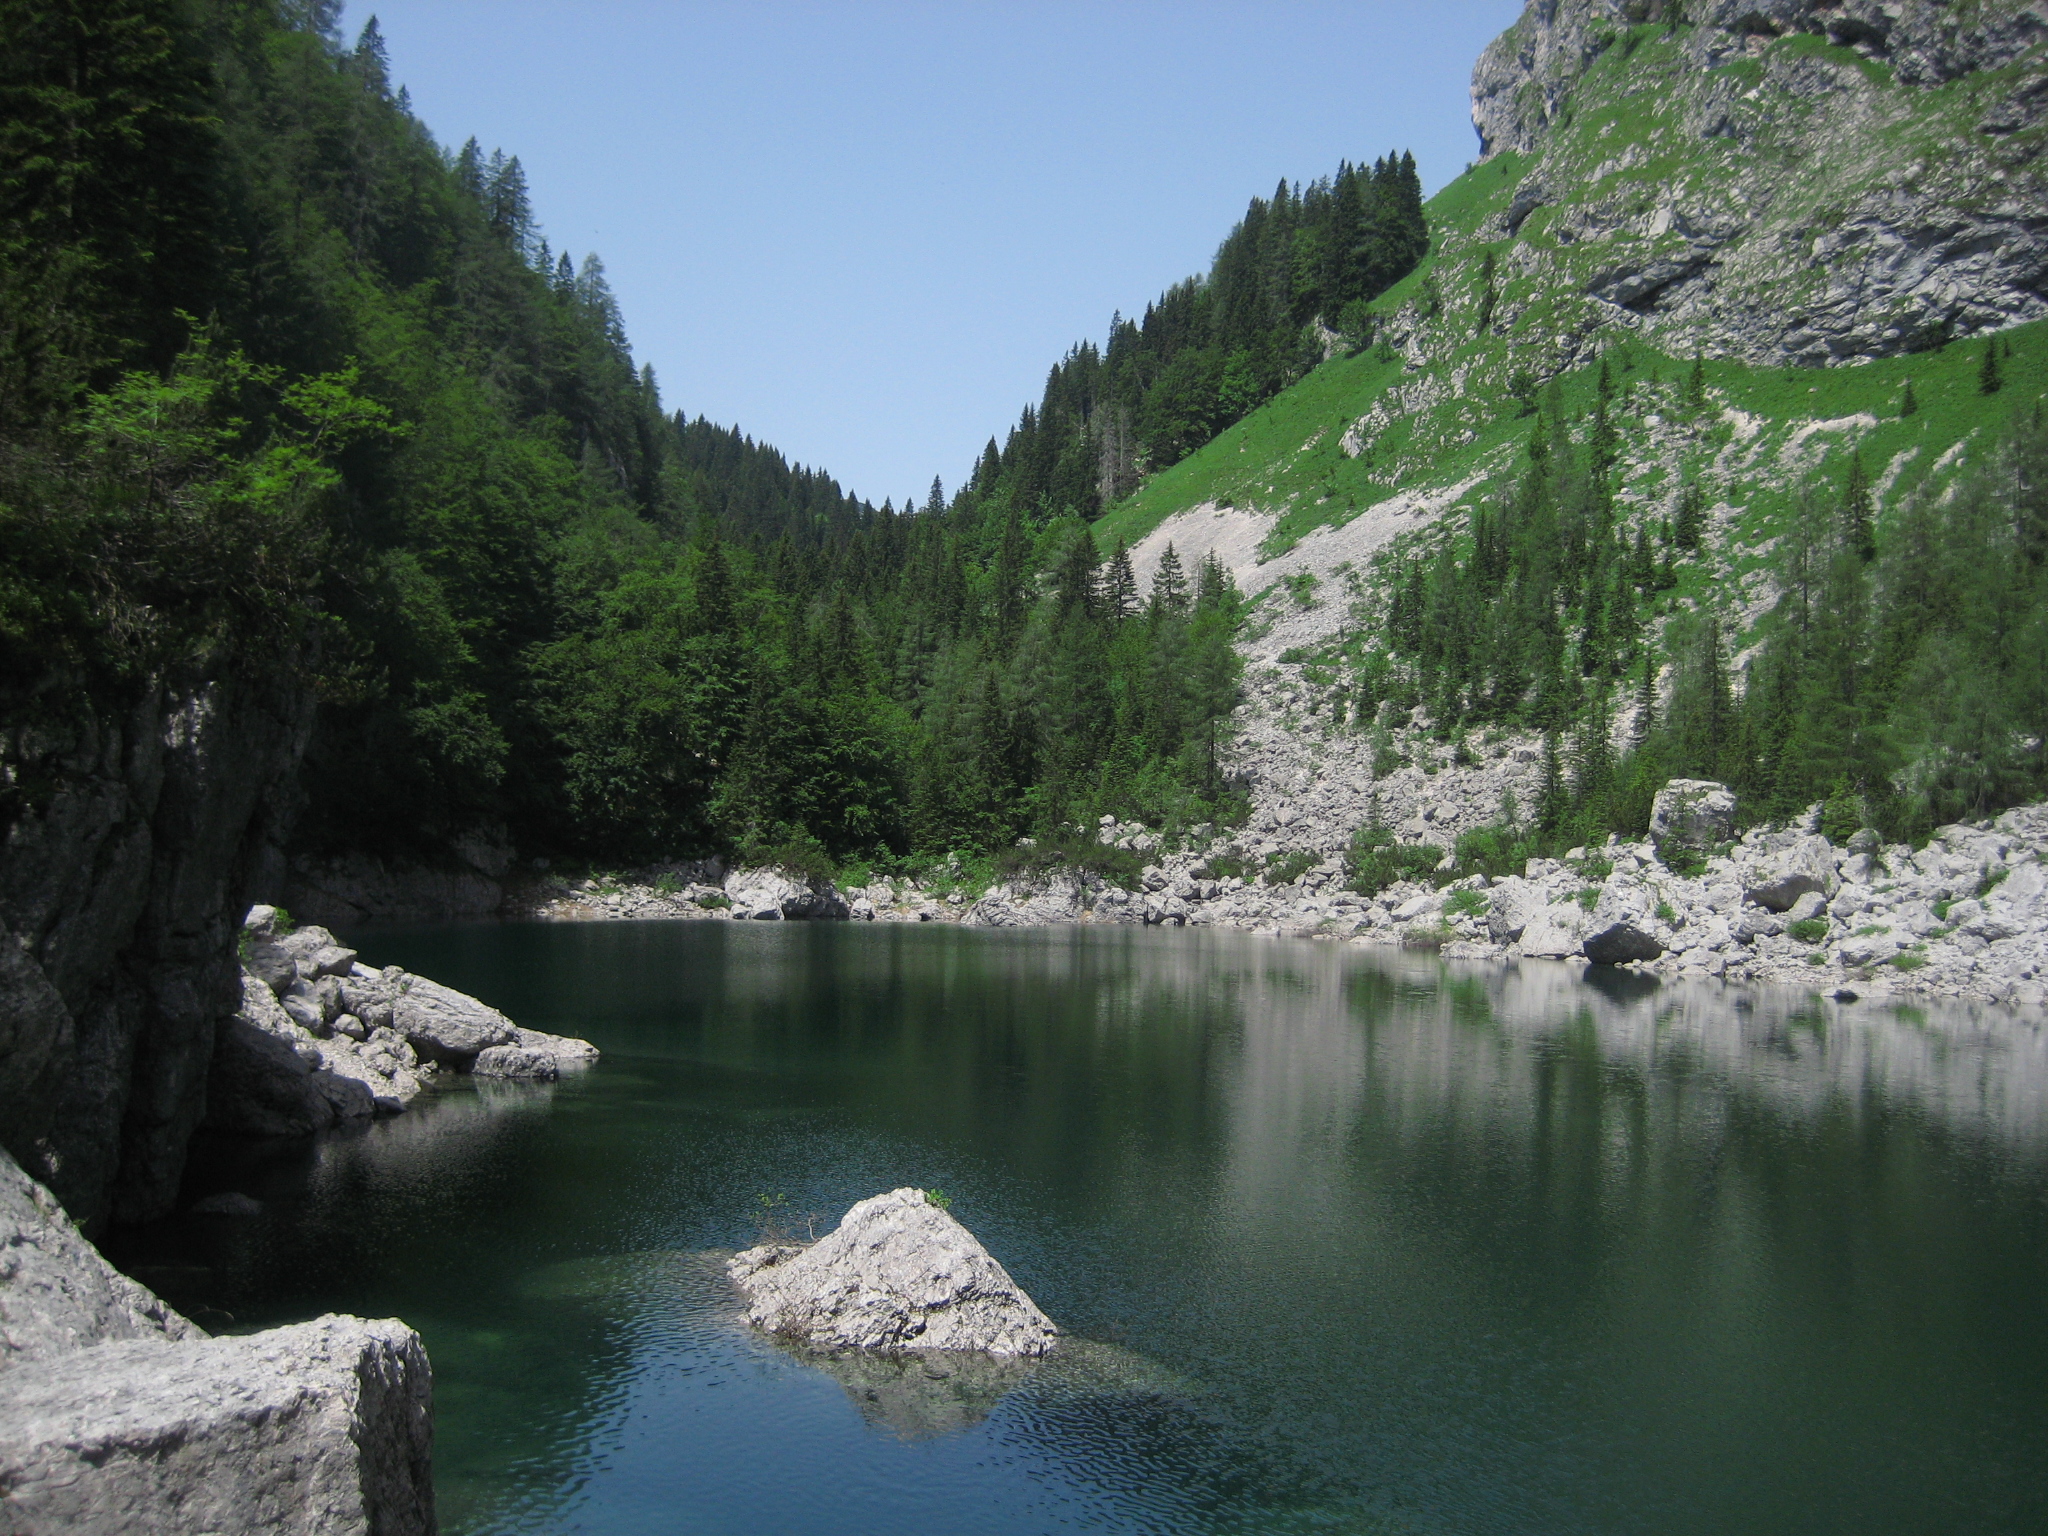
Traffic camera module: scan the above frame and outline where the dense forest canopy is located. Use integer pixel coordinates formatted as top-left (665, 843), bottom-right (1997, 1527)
top-left (5, 0), bottom-right (1375, 876)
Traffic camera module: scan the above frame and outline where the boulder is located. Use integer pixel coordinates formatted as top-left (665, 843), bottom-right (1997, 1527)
top-left (272, 926), bottom-right (359, 980)
top-left (1581, 878), bottom-right (1667, 965)
top-left (0, 1147), bottom-right (434, 1534)
top-left (388, 975), bottom-right (517, 1063)
top-left (510, 1026), bottom-right (600, 1065)
top-left (1484, 878), bottom-right (1548, 944)
top-left (1742, 833), bottom-right (1839, 911)
top-left (0, 1150), bottom-right (197, 1366)
top-left (729, 1187), bottom-right (1057, 1357)
top-left (1650, 779), bottom-right (1736, 849)
top-left (723, 868), bottom-right (850, 921)
top-left (205, 1017), bottom-right (340, 1138)
top-left (0, 1316), bottom-right (434, 1536)
top-left (1517, 902), bottom-right (1588, 960)
top-left (243, 939), bottom-right (298, 996)
top-left (470, 1046), bottom-right (559, 1081)
top-left (1583, 921), bottom-right (1664, 965)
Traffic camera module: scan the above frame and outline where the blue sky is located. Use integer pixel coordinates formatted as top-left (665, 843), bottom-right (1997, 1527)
top-left (342, 2), bottom-right (1522, 507)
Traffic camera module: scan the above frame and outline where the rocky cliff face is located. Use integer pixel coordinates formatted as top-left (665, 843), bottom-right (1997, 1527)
top-left (1468, 0), bottom-right (2047, 364)
top-left (0, 667), bottom-right (312, 1232)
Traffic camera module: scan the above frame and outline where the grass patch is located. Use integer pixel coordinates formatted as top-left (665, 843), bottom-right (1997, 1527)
top-left (1788, 917), bottom-right (1831, 945)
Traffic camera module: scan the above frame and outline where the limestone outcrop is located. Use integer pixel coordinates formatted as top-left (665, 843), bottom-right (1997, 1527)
top-left (1468, 0), bottom-right (2048, 367)
top-left (730, 1188), bottom-right (1058, 1357)
top-left (0, 1149), bottom-right (434, 1535)
top-left (223, 908), bottom-right (596, 1106)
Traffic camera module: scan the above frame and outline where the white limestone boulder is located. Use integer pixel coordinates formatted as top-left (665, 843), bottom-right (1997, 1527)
top-left (729, 1187), bottom-right (1057, 1357)
top-left (0, 1149), bottom-right (434, 1535)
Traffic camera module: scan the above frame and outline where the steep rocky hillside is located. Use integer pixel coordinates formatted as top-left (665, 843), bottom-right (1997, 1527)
top-left (1092, 0), bottom-right (2047, 854)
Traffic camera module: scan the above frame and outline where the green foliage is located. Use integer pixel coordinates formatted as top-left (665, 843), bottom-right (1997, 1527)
top-left (1442, 887), bottom-right (1489, 918)
top-left (923, 1188), bottom-right (952, 1211)
top-left (1890, 951), bottom-right (1928, 971)
top-left (1263, 850), bottom-right (1318, 886)
top-left (1345, 821), bottom-right (1444, 895)
top-left (1575, 886), bottom-right (1602, 911)
top-left (1788, 917), bottom-right (1831, 945)
top-left (989, 152), bottom-right (1428, 496)
top-left (0, 2), bottom-right (1256, 875)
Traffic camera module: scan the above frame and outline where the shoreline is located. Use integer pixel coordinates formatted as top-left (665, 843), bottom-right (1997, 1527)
top-left (490, 798), bottom-right (2048, 1024)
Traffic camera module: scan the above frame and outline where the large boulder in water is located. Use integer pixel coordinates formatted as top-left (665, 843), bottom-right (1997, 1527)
top-left (729, 1187), bottom-right (1057, 1357)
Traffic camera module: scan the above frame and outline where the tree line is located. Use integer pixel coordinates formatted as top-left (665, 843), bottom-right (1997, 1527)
top-left (968, 154), bottom-right (1430, 526)
top-left (1358, 358), bottom-right (2048, 855)
top-left (0, 0), bottom-right (1247, 877)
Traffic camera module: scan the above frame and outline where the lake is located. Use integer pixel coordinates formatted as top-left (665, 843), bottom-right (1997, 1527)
top-left (114, 921), bottom-right (2048, 1534)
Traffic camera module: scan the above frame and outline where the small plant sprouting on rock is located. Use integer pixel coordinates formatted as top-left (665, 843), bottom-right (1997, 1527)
top-left (1656, 900), bottom-right (1678, 924)
top-left (1890, 952), bottom-right (1928, 972)
top-left (1575, 886), bottom-right (1602, 912)
top-left (1788, 918), bottom-right (1830, 945)
top-left (924, 1188), bottom-right (952, 1212)
top-left (754, 1191), bottom-right (791, 1243)
top-left (1443, 888), bottom-right (1489, 919)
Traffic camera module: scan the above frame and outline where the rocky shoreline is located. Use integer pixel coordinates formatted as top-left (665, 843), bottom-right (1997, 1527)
top-left (508, 788), bottom-right (2048, 1023)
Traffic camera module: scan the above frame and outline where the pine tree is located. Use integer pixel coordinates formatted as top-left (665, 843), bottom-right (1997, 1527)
top-left (1980, 336), bottom-right (2004, 395)
top-left (1900, 377), bottom-right (1919, 417)
top-left (1537, 730), bottom-right (1568, 832)
top-left (1476, 249), bottom-right (1498, 334)
top-left (1149, 543), bottom-right (1190, 621)
top-left (1685, 350), bottom-right (1707, 414)
top-left (1673, 482), bottom-right (1705, 552)
top-left (1102, 538), bottom-right (1138, 621)
top-left (1842, 451), bottom-right (1875, 561)
top-left (1633, 650), bottom-right (1658, 746)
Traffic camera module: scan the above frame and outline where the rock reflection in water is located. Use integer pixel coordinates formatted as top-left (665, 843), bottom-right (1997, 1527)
top-left (785, 1346), bottom-right (1036, 1438)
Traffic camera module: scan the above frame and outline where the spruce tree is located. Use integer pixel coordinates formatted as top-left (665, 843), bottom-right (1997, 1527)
top-left (1900, 377), bottom-right (1918, 417)
top-left (1149, 543), bottom-right (1190, 621)
top-left (1537, 730), bottom-right (1567, 832)
top-left (1841, 452), bottom-right (1875, 561)
top-left (1685, 350), bottom-right (1707, 414)
top-left (1673, 483), bottom-right (1705, 552)
top-left (1980, 336), bottom-right (2003, 395)
top-left (1102, 538), bottom-right (1138, 621)
top-left (1476, 249), bottom-right (1498, 335)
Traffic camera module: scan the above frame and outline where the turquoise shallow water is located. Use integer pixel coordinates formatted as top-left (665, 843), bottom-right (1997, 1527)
top-left (113, 921), bottom-right (2048, 1534)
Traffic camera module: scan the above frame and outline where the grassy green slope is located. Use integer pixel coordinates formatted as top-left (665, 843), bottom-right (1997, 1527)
top-left (1095, 21), bottom-right (2046, 641)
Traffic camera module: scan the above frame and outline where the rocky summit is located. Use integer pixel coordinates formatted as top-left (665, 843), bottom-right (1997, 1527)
top-left (729, 1188), bottom-right (1059, 1358)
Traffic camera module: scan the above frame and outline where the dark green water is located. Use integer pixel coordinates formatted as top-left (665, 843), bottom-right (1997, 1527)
top-left (115, 922), bottom-right (2048, 1534)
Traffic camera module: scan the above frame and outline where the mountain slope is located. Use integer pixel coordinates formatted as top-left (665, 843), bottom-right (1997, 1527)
top-left (1089, 0), bottom-right (2046, 859)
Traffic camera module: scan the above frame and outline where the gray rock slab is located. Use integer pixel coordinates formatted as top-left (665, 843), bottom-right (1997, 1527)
top-left (389, 974), bottom-right (516, 1063)
top-left (0, 1315), bottom-right (433, 1536)
top-left (0, 1150), bottom-right (196, 1368)
top-left (471, 1045), bottom-right (559, 1081)
top-left (730, 1187), bottom-right (1057, 1357)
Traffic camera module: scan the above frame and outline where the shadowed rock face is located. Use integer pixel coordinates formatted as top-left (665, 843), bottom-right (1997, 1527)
top-left (730, 1187), bottom-right (1058, 1357)
top-left (0, 1149), bottom-right (435, 1535)
top-left (0, 668), bottom-right (312, 1232)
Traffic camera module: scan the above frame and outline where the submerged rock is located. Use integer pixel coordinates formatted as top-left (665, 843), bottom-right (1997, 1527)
top-left (730, 1188), bottom-right (1057, 1357)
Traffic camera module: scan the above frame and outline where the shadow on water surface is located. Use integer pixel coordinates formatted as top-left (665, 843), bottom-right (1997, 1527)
top-left (109, 922), bottom-right (2048, 1536)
